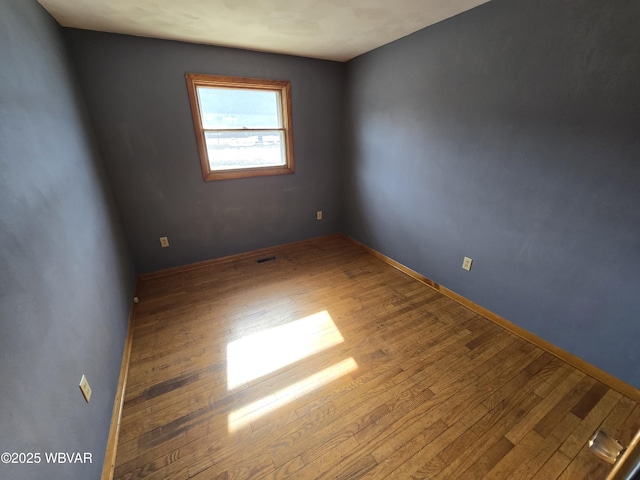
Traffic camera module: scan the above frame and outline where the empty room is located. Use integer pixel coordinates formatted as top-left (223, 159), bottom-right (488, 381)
top-left (1, 0), bottom-right (639, 479)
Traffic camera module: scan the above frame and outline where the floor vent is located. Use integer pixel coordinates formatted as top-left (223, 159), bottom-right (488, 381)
top-left (256, 256), bottom-right (276, 264)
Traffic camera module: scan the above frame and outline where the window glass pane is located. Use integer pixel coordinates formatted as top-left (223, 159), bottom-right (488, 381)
top-left (205, 130), bottom-right (285, 170)
top-left (197, 87), bottom-right (281, 129)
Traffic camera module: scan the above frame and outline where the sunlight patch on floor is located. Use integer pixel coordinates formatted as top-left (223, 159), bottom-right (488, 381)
top-left (227, 357), bottom-right (358, 433)
top-left (226, 310), bottom-right (344, 390)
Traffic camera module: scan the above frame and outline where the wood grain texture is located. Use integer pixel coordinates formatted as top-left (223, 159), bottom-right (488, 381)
top-left (344, 235), bottom-right (640, 404)
top-left (138, 234), bottom-right (343, 280)
top-left (101, 287), bottom-right (138, 480)
top-left (111, 237), bottom-right (638, 479)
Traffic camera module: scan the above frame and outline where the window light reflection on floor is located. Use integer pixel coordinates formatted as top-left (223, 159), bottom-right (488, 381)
top-left (226, 310), bottom-right (345, 390)
top-left (227, 357), bottom-right (358, 433)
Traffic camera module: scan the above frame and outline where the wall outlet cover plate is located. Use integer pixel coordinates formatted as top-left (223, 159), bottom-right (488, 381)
top-left (79, 374), bottom-right (92, 403)
top-left (462, 257), bottom-right (473, 271)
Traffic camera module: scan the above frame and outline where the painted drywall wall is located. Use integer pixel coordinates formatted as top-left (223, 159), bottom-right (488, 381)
top-left (64, 30), bottom-right (345, 273)
top-left (0, 1), bottom-right (136, 479)
top-left (344, 0), bottom-right (640, 387)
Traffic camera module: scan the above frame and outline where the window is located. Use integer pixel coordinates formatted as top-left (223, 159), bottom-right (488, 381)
top-left (185, 73), bottom-right (295, 181)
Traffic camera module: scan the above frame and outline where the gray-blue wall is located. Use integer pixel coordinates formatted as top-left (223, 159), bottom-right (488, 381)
top-left (64, 30), bottom-right (345, 274)
top-left (344, 0), bottom-right (640, 387)
top-left (0, 1), bottom-right (136, 479)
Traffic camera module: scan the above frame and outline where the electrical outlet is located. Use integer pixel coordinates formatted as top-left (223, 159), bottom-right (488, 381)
top-left (79, 375), bottom-right (92, 403)
top-left (159, 236), bottom-right (169, 248)
top-left (317, 211), bottom-right (323, 220)
top-left (462, 257), bottom-right (473, 271)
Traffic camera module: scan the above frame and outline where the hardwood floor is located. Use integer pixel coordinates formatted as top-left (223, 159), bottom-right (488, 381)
top-left (113, 237), bottom-right (640, 479)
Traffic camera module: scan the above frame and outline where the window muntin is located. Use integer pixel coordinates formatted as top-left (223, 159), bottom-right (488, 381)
top-left (186, 74), bottom-right (295, 181)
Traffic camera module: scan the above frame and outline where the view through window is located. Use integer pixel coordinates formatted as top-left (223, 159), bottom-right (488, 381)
top-left (186, 74), bottom-right (295, 181)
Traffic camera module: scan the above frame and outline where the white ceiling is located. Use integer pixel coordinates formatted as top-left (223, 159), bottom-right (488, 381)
top-left (38, 0), bottom-right (490, 62)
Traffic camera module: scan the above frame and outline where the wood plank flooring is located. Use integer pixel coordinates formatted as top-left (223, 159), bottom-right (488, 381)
top-left (113, 237), bottom-right (640, 479)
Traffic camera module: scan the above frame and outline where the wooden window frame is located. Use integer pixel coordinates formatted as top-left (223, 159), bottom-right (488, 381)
top-left (185, 73), bottom-right (295, 181)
